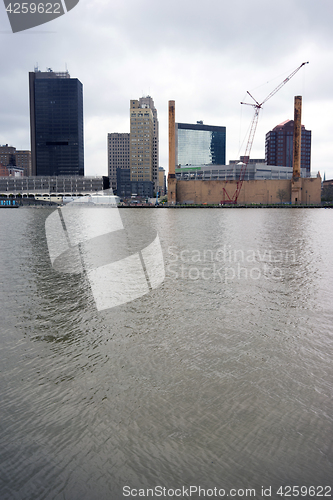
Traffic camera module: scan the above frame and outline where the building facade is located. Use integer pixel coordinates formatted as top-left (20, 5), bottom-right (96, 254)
top-left (29, 68), bottom-right (84, 176)
top-left (138, 96), bottom-right (159, 192)
top-left (0, 176), bottom-right (109, 195)
top-left (15, 151), bottom-right (32, 177)
top-left (129, 97), bottom-right (158, 196)
top-left (265, 120), bottom-right (311, 176)
top-left (0, 145), bottom-right (32, 176)
top-left (175, 163), bottom-right (309, 181)
top-left (229, 156), bottom-right (266, 166)
top-left (158, 167), bottom-right (166, 196)
top-left (175, 177), bottom-right (321, 205)
top-left (176, 122), bottom-right (226, 167)
top-left (108, 133), bottom-right (130, 193)
top-left (0, 145), bottom-right (16, 167)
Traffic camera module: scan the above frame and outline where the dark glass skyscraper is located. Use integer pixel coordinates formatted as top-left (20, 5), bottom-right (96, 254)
top-left (265, 120), bottom-right (311, 176)
top-left (29, 69), bottom-right (84, 176)
top-left (176, 122), bottom-right (226, 166)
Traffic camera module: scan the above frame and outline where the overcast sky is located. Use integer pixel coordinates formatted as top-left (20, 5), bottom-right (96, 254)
top-left (1, 0), bottom-right (333, 178)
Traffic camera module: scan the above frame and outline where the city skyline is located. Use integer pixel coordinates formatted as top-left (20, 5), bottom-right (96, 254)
top-left (1, 1), bottom-right (333, 178)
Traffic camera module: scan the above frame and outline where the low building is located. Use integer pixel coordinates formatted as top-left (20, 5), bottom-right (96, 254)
top-left (116, 168), bottom-right (131, 198)
top-left (117, 168), bottom-right (154, 199)
top-left (175, 175), bottom-right (321, 205)
top-left (176, 163), bottom-right (309, 181)
top-left (0, 176), bottom-right (110, 196)
top-left (229, 156), bottom-right (266, 165)
top-left (0, 163), bottom-right (24, 177)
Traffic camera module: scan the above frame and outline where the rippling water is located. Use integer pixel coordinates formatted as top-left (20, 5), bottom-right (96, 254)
top-left (0, 207), bottom-right (332, 500)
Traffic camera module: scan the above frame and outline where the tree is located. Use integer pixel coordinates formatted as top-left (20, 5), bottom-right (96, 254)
top-left (277, 189), bottom-right (288, 204)
top-left (321, 184), bottom-right (333, 203)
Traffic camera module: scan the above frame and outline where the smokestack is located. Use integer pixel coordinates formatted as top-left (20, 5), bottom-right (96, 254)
top-left (293, 96), bottom-right (302, 179)
top-left (168, 100), bottom-right (176, 177)
top-left (167, 100), bottom-right (176, 204)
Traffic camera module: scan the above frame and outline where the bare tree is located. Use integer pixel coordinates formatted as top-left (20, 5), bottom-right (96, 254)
top-left (277, 189), bottom-right (288, 204)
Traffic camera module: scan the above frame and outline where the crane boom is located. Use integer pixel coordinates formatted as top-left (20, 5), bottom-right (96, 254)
top-left (221, 62), bottom-right (309, 205)
top-left (261, 62), bottom-right (309, 106)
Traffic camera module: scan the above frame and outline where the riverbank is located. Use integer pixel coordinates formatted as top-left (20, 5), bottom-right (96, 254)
top-left (1, 197), bottom-right (332, 208)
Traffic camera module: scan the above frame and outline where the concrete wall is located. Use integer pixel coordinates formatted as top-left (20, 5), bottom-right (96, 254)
top-left (176, 177), bottom-right (321, 205)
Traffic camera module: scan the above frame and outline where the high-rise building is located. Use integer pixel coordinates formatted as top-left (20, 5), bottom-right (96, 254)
top-left (29, 68), bottom-right (84, 176)
top-left (129, 97), bottom-right (158, 196)
top-left (0, 145), bottom-right (16, 167)
top-left (0, 145), bottom-right (32, 176)
top-left (108, 133), bottom-right (130, 192)
top-left (265, 120), bottom-right (311, 176)
top-left (15, 150), bottom-right (32, 176)
top-left (137, 96), bottom-right (159, 192)
top-left (176, 121), bottom-right (226, 167)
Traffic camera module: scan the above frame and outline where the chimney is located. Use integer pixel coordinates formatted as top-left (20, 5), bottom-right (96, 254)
top-left (293, 96), bottom-right (302, 179)
top-left (168, 100), bottom-right (176, 177)
top-left (167, 101), bottom-right (176, 204)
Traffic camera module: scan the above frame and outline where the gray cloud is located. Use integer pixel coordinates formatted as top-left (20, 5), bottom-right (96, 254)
top-left (0, 0), bottom-right (332, 177)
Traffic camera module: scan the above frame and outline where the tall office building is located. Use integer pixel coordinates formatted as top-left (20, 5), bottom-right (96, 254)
top-left (0, 145), bottom-right (16, 167)
top-left (108, 133), bottom-right (130, 192)
top-left (138, 96), bottom-right (159, 192)
top-left (29, 68), bottom-right (84, 176)
top-left (129, 97), bottom-right (158, 196)
top-left (265, 120), bottom-right (311, 176)
top-left (176, 121), bottom-right (226, 167)
top-left (0, 145), bottom-right (31, 176)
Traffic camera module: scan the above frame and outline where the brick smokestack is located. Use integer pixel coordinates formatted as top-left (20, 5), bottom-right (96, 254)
top-left (168, 100), bottom-right (176, 177)
top-left (168, 100), bottom-right (176, 204)
top-left (293, 96), bottom-right (302, 179)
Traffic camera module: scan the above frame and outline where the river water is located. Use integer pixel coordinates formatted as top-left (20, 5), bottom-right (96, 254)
top-left (0, 207), bottom-right (332, 500)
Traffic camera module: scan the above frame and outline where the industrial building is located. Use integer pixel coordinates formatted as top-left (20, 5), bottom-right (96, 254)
top-left (168, 98), bottom-right (321, 205)
top-left (29, 67), bottom-right (84, 177)
top-left (175, 176), bottom-right (321, 205)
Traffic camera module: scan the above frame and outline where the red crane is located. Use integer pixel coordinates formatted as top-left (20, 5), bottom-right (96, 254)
top-left (221, 61), bottom-right (309, 204)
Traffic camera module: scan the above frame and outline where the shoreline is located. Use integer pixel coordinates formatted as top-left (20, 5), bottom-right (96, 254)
top-left (2, 202), bottom-right (331, 209)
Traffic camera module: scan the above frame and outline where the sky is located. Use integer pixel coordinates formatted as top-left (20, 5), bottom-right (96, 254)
top-left (1, 0), bottom-right (333, 178)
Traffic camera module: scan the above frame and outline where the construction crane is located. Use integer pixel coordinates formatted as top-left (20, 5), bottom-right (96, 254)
top-left (221, 61), bottom-right (309, 204)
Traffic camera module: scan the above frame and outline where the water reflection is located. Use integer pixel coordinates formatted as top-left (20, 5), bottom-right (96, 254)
top-left (0, 208), bottom-right (332, 499)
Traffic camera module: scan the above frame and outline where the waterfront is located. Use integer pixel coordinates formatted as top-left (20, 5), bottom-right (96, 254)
top-left (0, 207), bottom-right (332, 499)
